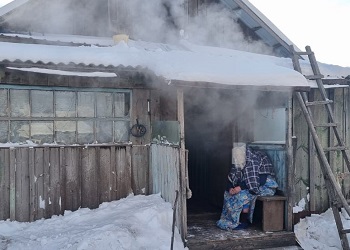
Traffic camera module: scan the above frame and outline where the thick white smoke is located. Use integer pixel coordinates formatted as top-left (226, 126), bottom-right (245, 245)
top-left (5, 0), bottom-right (272, 55)
top-left (110, 0), bottom-right (272, 55)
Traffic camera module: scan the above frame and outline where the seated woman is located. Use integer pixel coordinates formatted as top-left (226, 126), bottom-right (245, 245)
top-left (216, 143), bottom-right (278, 230)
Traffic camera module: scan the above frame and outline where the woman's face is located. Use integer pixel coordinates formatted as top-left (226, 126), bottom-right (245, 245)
top-left (233, 147), bottom-right (246, 165)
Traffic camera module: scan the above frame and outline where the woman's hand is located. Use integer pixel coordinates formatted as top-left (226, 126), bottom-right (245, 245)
top-left (229, 186), bottom-right (241, 195)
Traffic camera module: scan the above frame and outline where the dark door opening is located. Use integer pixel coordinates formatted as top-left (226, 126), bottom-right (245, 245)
top-left (184, 88), bottom-right (235, 215)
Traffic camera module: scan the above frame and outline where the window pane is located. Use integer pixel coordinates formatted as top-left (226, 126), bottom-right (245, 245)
top-left (97, 121), bottom-right (112, 143)
top-left (31, 90), bottom-right (54, 117)
top-left (78, 121), bottom-right (94, 144)
top-left (10, 90), bottom-right (30, 117)
top-left (0, 89), bottom-right (8, 117)
top-left (10, 121), bottom-right (29, 142)
top-left (114, 93), bottom-right (125, 117)
top-left (55, 121), bottom-right (76, 144)
top-left (0, 121), bottom-right (8, 143)
top-left (96, 92), bottom-right (113, 117)
top-left (78, 92), bottom-right (94, 117)
top-left (114, 121), bottom-right (130, 142)
top-left (31, 122), bottom-right (53, 144)
top-left (55, 91), bottom-right (76, 117)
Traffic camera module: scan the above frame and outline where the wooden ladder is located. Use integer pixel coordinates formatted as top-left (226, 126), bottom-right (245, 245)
top-left (290, 45), bottom-right (350, 250)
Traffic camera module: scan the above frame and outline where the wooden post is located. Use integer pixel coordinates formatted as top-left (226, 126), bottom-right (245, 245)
top-left (308, 90), bottom-right (316, 211)
top-left (286, 94), bottom-right (294, 231)
top-left (177, 88), bottom-right (187, 243)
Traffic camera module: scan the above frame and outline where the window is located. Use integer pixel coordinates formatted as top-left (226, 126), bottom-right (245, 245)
top-left (0, 86), bottom-right (131, 144)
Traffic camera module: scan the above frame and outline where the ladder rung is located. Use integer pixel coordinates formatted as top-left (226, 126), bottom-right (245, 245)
top-left (305, 100), bottom-right (333, 106)
top-left (342, 229), bottom-right (350, 234)
top-left (305, 74), bottom-right (324, 80)
top-left (323, 146), bottom-right (348, 152)
top-left (314, 123), bottom-right (338, 127)
top-left (295, 51), bottom-right (312, 56)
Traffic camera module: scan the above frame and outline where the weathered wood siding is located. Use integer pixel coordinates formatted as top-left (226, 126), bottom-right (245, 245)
top-left (0, 145), bottom-right (137, 222)
top-left (293, 88), bottom-right (350, 212)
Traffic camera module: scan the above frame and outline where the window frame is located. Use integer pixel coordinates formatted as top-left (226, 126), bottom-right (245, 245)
top-left (0, 85), bottom-right (131, 145)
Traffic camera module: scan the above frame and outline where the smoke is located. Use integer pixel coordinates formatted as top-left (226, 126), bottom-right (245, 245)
top-left (110, 0), bottom-right (272, 55)
top-left (5, 0), bottom-right (109, 36)
top-left (5, 0), bottom-right (272, 55)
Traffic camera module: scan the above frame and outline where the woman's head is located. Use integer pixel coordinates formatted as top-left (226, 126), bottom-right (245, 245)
top-left (232, 143), bottom-right (246, 167)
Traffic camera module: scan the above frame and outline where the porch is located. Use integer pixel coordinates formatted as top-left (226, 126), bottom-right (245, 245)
top-left (186, 211), bottom-right (297, 249)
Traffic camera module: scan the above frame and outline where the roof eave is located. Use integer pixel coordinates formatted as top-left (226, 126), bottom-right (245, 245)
top-left (169, 79), bottom-right (310, 92)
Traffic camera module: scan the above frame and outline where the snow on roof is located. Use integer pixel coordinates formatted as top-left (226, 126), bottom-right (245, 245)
top-left (0, 0), bottom-right (29, 16)
top-left (7, 67), bottom-right (118, 77)
top-left (1, 32), bottom-right (116, 47)
top-left (0, 37), bottom-right (310, 89)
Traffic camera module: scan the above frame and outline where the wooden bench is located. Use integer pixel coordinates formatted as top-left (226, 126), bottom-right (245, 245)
top-left (257, 195), bottom-right (287, 232)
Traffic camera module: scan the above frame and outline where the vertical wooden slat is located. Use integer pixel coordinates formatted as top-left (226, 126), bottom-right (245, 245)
top-left (110, 146), bottom-right (117, 200)
top-left (126, 146), bottom-right (132, 195)
top-left (0, 149), bottom-right (10, 220)
top-left (116, 146), bottom-right (132, 199)
top-left (28, 148), bottom-right (35, 221)
top-left (35, 147), bottom-right (45, 219)
top-left (50, 148), bottom-right (61, 216)
top-left (149, 145), bottom-right (154, 194)
top-left (131, 145), bottom-right (149, 195)
top-left (286, 96), bottom-right (294, 231)
top-left (99, 147), bottom-right (111, 203)
top-left (59, 147), bottom-right (66, 215)
top-left (9, 148), bottom-right (16, 220)
top-left (343, 88), bottom-right (350, 199)
top-left (43, 147), bottom-right (50, 218)
top-left (81, 147), bottom-right (98, 208)
top-left (308, 90), bottom-right (316, 212)
top-left (177, 88), bottom-right (187, 241)
top-left (15, 148), bottom-right (30, 222)
top-left (65, 147), bottom-right (81, 211)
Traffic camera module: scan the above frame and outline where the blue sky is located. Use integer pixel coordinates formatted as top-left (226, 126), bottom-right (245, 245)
top-left (0, 0), bottom-right (349, 67)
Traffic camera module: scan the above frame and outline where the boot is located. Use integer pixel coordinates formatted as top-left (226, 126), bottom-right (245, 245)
top-left (234, 212), bottom-right (249, 230)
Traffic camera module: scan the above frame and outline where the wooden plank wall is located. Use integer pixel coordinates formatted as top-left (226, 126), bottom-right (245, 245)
top-left (293, 88), bottom-right (350, 212)
top-left (293, 93), bottom-right (310, 210)
top-left (0, 145), bottom-right (138, 222)
top-left (311, 90), bottom-right (329, 212)
top-left (331, 88), bottom-right (350, 200)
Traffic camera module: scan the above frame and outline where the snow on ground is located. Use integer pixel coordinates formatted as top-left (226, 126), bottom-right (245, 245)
top-left (295, 208), bottom-right (350, 250)
top-left (0, 192), bottom-right (349, 250)
top-left (0, 194), bottom-right (187, 250)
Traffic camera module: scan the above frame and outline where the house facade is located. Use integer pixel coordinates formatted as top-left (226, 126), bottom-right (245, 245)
top-left (0, 0), bottom-right (349, 247)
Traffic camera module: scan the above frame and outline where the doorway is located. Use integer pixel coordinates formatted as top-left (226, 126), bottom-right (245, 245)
top-left (184, 88), bottom-right (246, 214)
top-left (184, 88), bottom-right (289, 214)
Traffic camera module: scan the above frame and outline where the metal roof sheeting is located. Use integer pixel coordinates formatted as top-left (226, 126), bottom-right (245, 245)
top-left (0, 39), bottom-right (310, 90)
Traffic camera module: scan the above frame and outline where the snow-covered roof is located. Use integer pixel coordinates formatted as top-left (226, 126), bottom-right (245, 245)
top-left (0, 0), bottom-right (29, 16)
top-left (0, 36), bottom-right (311, 90)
